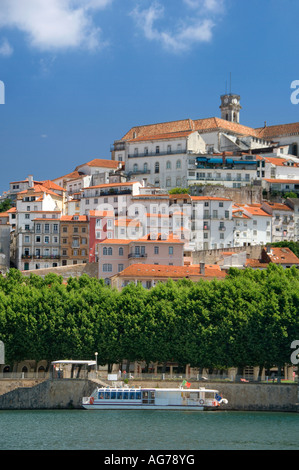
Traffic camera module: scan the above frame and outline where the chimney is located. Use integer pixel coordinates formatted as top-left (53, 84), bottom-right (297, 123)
top-left (266, 245), bottom-right (271, 254)
top-left (28, 175), bottom-right (34, 188)
top-left (200, 263), bottom-right (205, 275)
top-left (222, 152), bottom-right (226, 165)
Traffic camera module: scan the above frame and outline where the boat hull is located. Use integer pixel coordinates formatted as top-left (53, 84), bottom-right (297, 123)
top-left (82, 403), bottom-right (216, 411)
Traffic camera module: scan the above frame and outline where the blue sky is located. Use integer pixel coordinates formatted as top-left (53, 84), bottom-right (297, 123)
top-left (0, 0), bottom-right (299, 193)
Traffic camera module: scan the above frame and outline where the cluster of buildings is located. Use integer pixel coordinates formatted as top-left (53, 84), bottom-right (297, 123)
top-left (1, 92), bottom-right (299, 287)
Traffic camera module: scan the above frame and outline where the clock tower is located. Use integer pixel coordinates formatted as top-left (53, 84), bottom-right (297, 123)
top-left (220, 94), bottom-right (242, 123)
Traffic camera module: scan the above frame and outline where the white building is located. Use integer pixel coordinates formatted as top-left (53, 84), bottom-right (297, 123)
top-left (261, 202), bottom-right (295, 242)
top-left (232, 204), bottom-right (272, 247)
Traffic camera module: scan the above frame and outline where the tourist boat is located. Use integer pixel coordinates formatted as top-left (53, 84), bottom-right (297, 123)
top-left (82, 386), bottom-right (228, 411)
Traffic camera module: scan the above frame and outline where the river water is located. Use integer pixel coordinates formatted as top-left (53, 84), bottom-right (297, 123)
top-left (0, 409), bottom-right (298, 451)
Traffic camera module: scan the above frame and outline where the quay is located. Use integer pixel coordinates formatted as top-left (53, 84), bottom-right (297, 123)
top-left (0, 377), bottom-right (298, 412)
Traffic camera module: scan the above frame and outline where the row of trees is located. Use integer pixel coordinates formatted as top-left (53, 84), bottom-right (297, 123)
top-left (0, 265), bottom-right (298, 372)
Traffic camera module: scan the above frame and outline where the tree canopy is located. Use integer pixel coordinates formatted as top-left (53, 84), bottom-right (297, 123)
top-left (0, 266), bottom-right (298, 372)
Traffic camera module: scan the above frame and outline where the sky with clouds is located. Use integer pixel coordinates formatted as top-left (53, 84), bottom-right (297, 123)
top-left (0, 0), bottom-right (299, 192)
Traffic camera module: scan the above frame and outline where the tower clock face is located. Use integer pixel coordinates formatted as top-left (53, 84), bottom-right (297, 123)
top-left (232, 98), bottom-right (237, 104)
top-left (224, 97), bottom-right (228, 104)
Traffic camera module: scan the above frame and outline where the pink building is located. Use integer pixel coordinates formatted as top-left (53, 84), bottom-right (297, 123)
top-left (98, 233), bottom-right (185, 283)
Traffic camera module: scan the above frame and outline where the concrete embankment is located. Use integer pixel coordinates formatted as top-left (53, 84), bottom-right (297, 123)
top-left (0, 379), bottom-right (298, 412)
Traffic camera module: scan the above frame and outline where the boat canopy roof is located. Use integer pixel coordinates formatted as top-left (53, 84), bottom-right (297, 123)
top-left (51, 360), bottom-right (96, 366)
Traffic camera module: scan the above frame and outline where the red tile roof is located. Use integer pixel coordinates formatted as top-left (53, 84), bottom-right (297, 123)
top-left (263, 247), bottom-right (299, 265)
top-left (75, 158), bottom-right (123, 170)
top-left (116, 263), bottom-right (227, 280)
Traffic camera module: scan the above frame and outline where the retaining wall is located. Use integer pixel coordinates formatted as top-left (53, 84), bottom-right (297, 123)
top-left (0, 379), bottom-right (298, 412)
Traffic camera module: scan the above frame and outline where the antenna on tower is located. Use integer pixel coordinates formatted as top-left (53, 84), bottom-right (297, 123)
top-left (230, 72), bottom-right (232, 94)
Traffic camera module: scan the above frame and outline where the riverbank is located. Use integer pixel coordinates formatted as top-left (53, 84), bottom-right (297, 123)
top-left (0, 378), bottom-right (298, 412)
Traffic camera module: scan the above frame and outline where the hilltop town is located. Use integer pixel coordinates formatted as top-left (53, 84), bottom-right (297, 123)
top-left (1, 92), bottom-right (299, 286)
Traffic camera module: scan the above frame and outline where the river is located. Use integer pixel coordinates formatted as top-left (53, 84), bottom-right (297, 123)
top-left (0, 409), bottom-right (298, 451)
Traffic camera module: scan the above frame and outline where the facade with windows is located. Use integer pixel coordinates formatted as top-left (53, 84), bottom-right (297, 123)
top-left (60, 215), bottom-right (89, 266)
top-left (98, 234), bottom-right (184, 283)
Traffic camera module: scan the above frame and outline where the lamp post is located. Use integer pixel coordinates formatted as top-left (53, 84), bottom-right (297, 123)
top-left (95, 352), bottom-right (98, 376)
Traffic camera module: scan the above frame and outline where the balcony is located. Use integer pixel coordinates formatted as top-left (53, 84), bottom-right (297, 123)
top-left (33, 255), bottom-right (61, 260)
top-left (22, 254), bottom-right (32, 259)
top-left (128, 149), bottom-right (187, 158)
top-left (128, 253), bottom-right (148, 259)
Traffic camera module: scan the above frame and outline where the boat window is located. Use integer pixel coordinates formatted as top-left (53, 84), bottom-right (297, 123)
top-left (136, 391), bottom-right (141, 400)
top-left (123, 390), bottom-right (129, 399)
top-left (117, 391), bottom-right (122, 400)
top-left (111, 391), bottom-right (116, 399)
top-left (98, 391), bottom-right (105, 400)
top-left (129, 391), bottom-right (135, 400)
top-left (105, 391), bottom-right (110, 399)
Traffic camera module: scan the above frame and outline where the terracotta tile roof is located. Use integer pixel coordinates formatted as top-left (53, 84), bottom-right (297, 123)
top-left (265, 178), bottom-right (299, 184)
top-left (89, 210), bottom-right (114, 217)
top-left (257, 156), bottom-right (299, 167)
top-left (262, 202), bottom-right (293, 212)
top-left (263, 247), bottom-right (299, 265)
top-left (243, 205), bottom-right (272, 217)
top-left (52, 170), bottom-right (84, 181)
top-left (191, 196), bottom-right (232, 202)
top-left (60, 215), bottom-right (88, 222)
top-left (255, 122), bottom-right (299, 139)
top-left (116, 263), bottom-right (227, 279)
top-left (121, 117), bottom-right (259, 141)
top-left (40, 180), bottom-right (66, 191)
top-left (17, 184), bottom-right (63, 198)
top-left (75, 158), bottom-right (123, 170)
top-left (127, 130), bottom-right (195, 142)
top-left (99, 239), bottom-right (131, 245)
top-left (114, 218), bottom-right (141, 227)
top-left (246, 259), bottom-right (269, 268)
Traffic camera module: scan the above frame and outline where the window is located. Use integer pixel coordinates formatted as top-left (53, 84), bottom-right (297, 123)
top-left (169, 246), bottom-right (173, 255)
top-left (44, 236), bottom-right (49, 244)
top-left (154, 246), bottom-right (159, 254)
top-left (63, 226), bottom-right (68, 232)
top-left (167, 145), bottom-right (171, 154)
top-left (108, 247), bottom-right (113, 256)
top-left (176, 160), bottom-right (181, 169)
top-left (118, 264), bottom-right (124, 272)
top-left (166, 161), bottom-right (171, 169)
top-left (103, 263), bottom-right (112, 272)
top-left (144, 163), bottom-right (148, 172)
top-left (119, 247), bottom-right (124, 256)
top-left (25, 213), bottom-right (30, 219)
top-left (155, 162), bottom-right (160, 173)
top-left (156, 146), bottom-right (160, 154)
top-left (82, 238), bottom-right (87, 244)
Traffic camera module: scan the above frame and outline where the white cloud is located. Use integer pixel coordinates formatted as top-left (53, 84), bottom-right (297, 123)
top-left (0, 38), bottom-right (13, 57)
top-left (0, 0), bottom-right (113, 53)
top-left (131, 0), bottom-right (225, 53)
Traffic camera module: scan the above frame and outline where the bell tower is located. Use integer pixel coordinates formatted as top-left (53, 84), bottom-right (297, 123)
top-left (220, 93), bottom-right (242, 123)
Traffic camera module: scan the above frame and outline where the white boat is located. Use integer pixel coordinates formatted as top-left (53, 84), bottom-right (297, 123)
top-left (82, 386), bottom-right (228, 411)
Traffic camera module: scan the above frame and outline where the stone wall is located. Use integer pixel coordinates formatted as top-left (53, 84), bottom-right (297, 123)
top-left (0, 379), bottom-right (297, 411)
top-left (21, 262), bottom-right (98, 280)
top-left (192, 245), bottom-right (263, 265)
